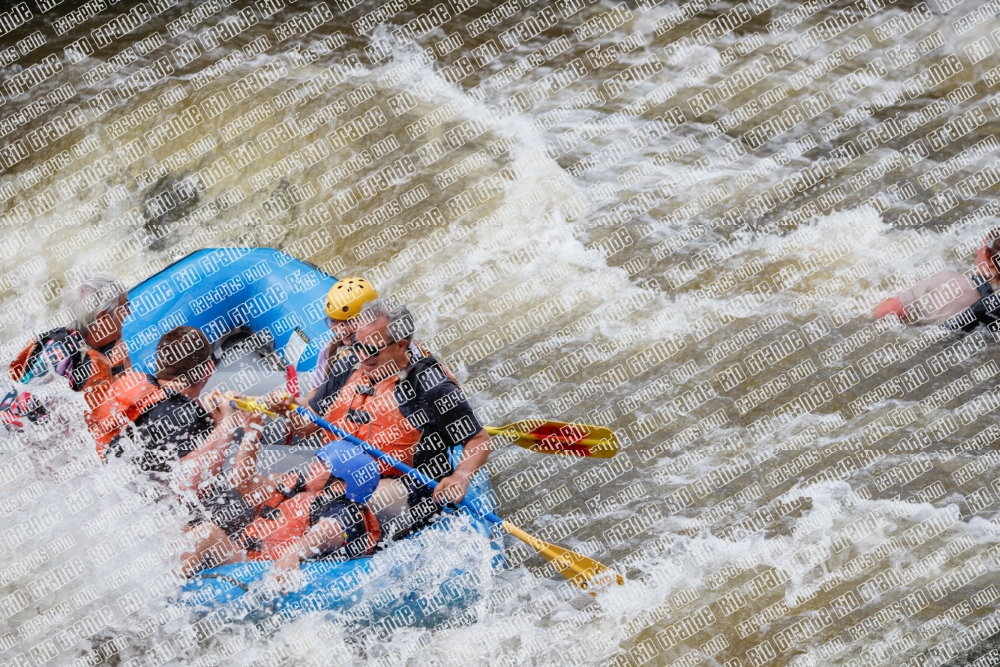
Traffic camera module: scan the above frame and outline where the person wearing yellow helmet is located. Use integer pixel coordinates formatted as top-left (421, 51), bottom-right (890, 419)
top-left (310, 276), bottom-right (379, 397)
top-left (278, 277), bottom-right (460, 424)
top-left (272, 276), bottom-right (378, 438)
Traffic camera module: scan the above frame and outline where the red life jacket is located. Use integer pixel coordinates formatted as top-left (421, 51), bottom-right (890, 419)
top-left (89, 370), bottom-right (165, 460)
top-left (241, 461), bottom-right (380, 560)
top-left (322, 367), bottom-right (422, 477)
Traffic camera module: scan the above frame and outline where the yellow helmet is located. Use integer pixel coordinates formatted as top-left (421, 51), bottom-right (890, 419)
top-left (325, 277), bottom-right (377, 320)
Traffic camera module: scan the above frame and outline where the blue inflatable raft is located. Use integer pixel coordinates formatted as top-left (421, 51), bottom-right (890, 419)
top-left (121, 248), bottom-right (503, 612)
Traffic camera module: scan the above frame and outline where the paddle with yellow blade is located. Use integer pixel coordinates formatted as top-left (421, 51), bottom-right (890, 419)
top-left (226, 395), bottom-right (278, 418)
top-left (225, 395), bottom-right (623, 590)
top-left (485, 419), bottom-right (618, 458)
top-left (291, 405), bottom-right (624, 591)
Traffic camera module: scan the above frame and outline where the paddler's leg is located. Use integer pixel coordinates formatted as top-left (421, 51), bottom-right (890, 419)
top-left (367, 478), bottom-right (411, 539)
top-left (272, 517), bottom-right (348, 577)
top-left (179, 521), bottom-right (246, 577)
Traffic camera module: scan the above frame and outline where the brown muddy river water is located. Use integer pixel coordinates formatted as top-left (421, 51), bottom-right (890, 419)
top-left (3, 0), bottom-right (1000, 665)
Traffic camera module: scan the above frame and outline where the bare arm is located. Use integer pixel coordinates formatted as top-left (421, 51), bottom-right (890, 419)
top-left (432, 429), bottom-right (491, 504)
top-left (455, 429), bottom-right (491, 478)
top-left (231, 419), bottom-right (276, 501)
top-left (288, 392), bottom-right (322, 437)
top-left (265, 389), bottom-right (322, 438)
top-left (174, 411), bottom-right (245, 495)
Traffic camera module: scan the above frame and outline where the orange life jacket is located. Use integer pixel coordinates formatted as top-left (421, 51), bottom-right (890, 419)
top-left (241, 462), bottom-right (380, 560)
top-left (89, 370), bottom-right (165, 460)
top-left (81, 348), bottom-right (121, 449)
top-left (323, 367), bottom-right (422, 477)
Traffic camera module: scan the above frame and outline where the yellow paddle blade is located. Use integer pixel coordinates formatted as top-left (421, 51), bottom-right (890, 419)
top-left (224, 395), bottom-right (278, 418)
top-left (501, 521), bottom-right (623, 591)
top-left (486, 420), bottom-right (618, 458)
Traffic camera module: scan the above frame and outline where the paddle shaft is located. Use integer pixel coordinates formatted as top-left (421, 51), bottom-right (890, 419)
top-left (292, 406), bottom-right (505, 526)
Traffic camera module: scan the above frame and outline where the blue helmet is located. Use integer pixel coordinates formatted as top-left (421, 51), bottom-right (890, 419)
top-left (315, 440), bottom-right (380, 504)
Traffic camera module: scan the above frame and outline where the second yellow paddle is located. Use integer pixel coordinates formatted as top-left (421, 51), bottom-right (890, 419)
top-left (486, 419), bottom-right (618, 458)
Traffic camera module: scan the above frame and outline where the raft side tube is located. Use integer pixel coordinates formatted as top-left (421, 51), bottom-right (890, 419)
top-left (121, 248), bottom-right (337, 375)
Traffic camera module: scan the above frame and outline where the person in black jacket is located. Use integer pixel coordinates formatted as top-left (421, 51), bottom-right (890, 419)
top-left (270, 298), bottom-right (492, 569)
top-left (119, 326), bottom-right (257, 575)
